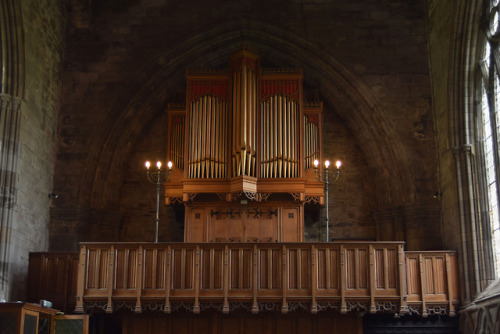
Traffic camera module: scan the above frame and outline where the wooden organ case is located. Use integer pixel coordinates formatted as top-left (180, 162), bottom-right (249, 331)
top-left (165, 49), bottom-right (325, 242)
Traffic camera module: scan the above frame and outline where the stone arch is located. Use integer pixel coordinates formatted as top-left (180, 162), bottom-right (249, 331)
top-left (83, 22), bottom-right (413, 217)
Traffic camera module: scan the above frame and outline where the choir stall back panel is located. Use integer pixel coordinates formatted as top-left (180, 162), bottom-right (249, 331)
top-left (27, 252), bottom-right (79, 313)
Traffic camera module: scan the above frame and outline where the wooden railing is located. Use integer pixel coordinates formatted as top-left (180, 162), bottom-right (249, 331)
top-left (405, 251), bottom-right (460, 316)
top-left (71, 242), bottom-right (459, 316)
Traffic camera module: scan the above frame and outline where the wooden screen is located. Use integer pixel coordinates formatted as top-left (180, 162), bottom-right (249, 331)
top-left (27, 252), bottom-right (79, 313)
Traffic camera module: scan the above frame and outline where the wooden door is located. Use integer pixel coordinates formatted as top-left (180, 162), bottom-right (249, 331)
top-left (282, 207), bottom-right (302, 242)
top-left (185, 208), bottom-right (207, 242)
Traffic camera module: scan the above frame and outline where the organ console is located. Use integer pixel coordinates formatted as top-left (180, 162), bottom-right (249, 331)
top-left (164, 48), bottom-right (327, 242)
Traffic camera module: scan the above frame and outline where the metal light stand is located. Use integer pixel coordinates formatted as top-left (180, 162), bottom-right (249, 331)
top-left (145, 161), bottom-right (172, 243)
top-left (314, 160), bottom-right (341, 242)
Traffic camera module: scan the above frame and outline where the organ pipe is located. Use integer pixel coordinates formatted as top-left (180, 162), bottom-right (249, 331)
top-left (168, 114), bottom-right (185, 170)
top-left (186, 94), bottom-right (228, 178)
top-left (259, 94), bottom-right (300, 178)
top-left (167, 51), bottom-right (323, 186)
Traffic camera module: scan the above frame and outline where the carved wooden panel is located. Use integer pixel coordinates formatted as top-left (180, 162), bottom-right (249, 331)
top-left (172, 248), bottom-right (195, 290)
top-left (202, 247), bottom-right (223, 291)
top-left (258, 247), bottom-right (282, 290)
top-left (405, 251), bottom-right (460, 316)
top-left (316, 247), bottom-right (339, 291)
top-left (288, 247), bottom-right (311, 290)
top-left (142, 248), bottom-right (167, 291)
top-left (86, 248), bottom-right (109, 290)
top-left (115, 248), bottom-right (138, 290)
top-left (186, 204), bottom-right (301, 243)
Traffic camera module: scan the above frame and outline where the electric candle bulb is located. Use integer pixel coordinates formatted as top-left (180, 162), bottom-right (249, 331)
top-left (145, 161), bottom-right (150, 169)
top-left (314, 159), bottom-right (319, 168)
top-left (156, 161), bottom-right (162, 169)
top-left (325, 160), bottom-right (330, 169)
top-left (167, 161), bottom-right (173, 169)
top-left (336, 160), bottom-right (342, 169)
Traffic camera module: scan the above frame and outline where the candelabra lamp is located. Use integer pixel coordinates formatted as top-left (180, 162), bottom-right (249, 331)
top-left (145, 160), bottom-right (173, 243)
top-left (313, 159), bottom-right (341, 242)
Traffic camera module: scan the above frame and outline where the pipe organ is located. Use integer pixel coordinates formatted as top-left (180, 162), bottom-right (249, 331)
top-left (164, 49), bottom-right (326, 242)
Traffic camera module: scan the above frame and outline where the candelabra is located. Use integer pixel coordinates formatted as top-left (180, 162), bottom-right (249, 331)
top-left (313, 159), bottom-right (341, 242)
top-left (145, 160), bottom-right (173, 243)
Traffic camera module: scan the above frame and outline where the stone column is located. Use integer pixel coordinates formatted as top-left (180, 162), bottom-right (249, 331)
top-left (0, 95), bottom-right (22, 301)
top-left (0, 0), bottom-right (24, 301)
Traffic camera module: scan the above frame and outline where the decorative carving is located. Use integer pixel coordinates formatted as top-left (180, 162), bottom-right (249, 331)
top-left (290, 193), bottom-right (302, 201)
top-left (375, 302), bottom-right (398, 312)
top-left (199, 303), bottom-right (224, 312)
top-left (243, 192), bottom-right (271, 202)
top-left (211, 208), bottom-right (242, 219)
top-left (83, 301), bottom-right (108, 313)
top-left (229, 302), bottom-right (253, 312)
top-left (169, 197), bottom-right (183, 204)
top-left (265, 208), bottom-right (278, 218)
top-left (259, 302), bottom-right (281, 312)
top-left (170, 302), bottom-right (194, 312)
top-left (259, 193), bottom-right (271, 201)
top-left (287, 303), bottom-right (310, 312)
top-left (244, 191), bottom-right (258, 201)
top-left (216, 193), bottom-right (227, 201)
top-left (231, 192), bottom-right (243, 201)
top-left (143, 302), bottom-right (165, 312)
top-left (345, 302), bottom-right (369, 313)
top-left (408, 305), bottom-right (421, 315)
top-left (187, 193), bottom-right (197, 201)
top-left (316, 302), bottom-right (340, 312)
top-left (114, 302), bottom-right (136, 312)
top-left (426, 305), bottom-right (448, 316)
top-left (304, 196), bottom-right (320, 204)
top-left (247, 208), bottom-right (263, 218)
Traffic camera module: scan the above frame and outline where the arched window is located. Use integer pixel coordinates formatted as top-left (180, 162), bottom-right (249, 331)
top-left (479, 0), bottom-right (500, 277)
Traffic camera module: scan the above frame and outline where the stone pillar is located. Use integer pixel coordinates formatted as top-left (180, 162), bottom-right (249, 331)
top-left (0, 95), bottom-right (22, 301)
top-left (0, 0), bottom-right (24, 301)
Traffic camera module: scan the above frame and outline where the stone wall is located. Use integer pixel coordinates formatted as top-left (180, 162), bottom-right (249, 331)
top-left (0, 0), bottom-right (65, 301)
top-left (49, 0), bottom-right (440, 252)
